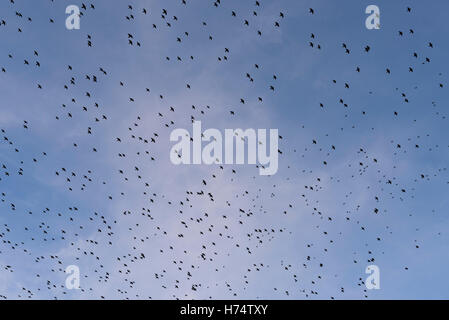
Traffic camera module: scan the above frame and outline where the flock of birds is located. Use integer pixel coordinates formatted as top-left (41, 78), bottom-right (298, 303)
top-left (0, 0), bottom-right (448, 300)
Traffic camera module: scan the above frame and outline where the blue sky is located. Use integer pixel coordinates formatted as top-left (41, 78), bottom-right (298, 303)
top-left (0, 0), bottom-right (448, 299)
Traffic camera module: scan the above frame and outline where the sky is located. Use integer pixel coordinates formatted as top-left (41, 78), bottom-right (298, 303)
top-left (0, 0), bottom-right (448, 299)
